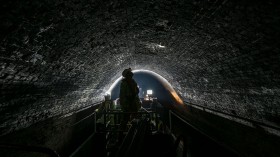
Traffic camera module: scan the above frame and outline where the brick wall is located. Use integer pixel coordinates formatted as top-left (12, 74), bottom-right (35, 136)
top-left (0, 0), bottom-right (279, 135)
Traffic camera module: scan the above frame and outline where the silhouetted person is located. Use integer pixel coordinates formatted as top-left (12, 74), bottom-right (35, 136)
top-left (120, 68), bottom-right (140, 112)
top-left (118, 68), bottom-right (141, 143)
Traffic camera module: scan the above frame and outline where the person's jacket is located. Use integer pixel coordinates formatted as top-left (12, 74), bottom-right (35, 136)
top-left (119, 78), bottom-right (139, 112)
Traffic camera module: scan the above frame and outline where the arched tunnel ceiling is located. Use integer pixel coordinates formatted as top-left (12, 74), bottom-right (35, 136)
top-left (0, 0), bottom-right (280, 135)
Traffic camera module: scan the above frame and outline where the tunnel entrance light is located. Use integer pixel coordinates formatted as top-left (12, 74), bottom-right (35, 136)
top-left (146, 90), bottom-right (153, 101)
top-left (106, 69), bottom-right (184, 105)
top-left (147, 90), bottom-right (153, 95)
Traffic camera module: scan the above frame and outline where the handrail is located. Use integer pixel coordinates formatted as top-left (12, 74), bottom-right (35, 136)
top-left (169, 110), bottom-right (240, 156)
top-left (116, 123), bottom-right (137, 157)
top-left (71, 112), bottom-right (97, 127)
top-left (0, 143), bottom-right (60, 157)
top-left (102, 110), bottom-right (153, 129)
top-left (69, 132), bottom-right (96, 157)
top-left (184, 101), bottom-right (280, 131)
top-left (105, 111), bottom-right (155, 114)
top-left (125, 119), bottom-right (149, 157)
top-left (60, 101), bottom-right (103, 119)
top-left (173, 135), bottom-right (187, 157)
top-left (62, 101), bottom-right (103, 127)
top-left (67, 101), bottom-right (103, 115)
top-left (0, 103), bottom-right (103, 157)
top-left (116, 119), bottom-right (149, 157)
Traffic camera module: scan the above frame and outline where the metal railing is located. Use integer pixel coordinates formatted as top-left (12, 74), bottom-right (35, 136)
top-left (173, 135), bottom-right (187, 157)
top-left (60, 101), bottom-right (103, 119)
top-left (115, 119), bottom-right (150, 157)
top-left (101, 107), bottom-right (158, 131)
top-left (98, 103), bottom-right (161, 157)
top-left (184, 101), bottom-right (280, 131)
top-left (169, 110), bottom-right (240, 157)
top-left (0, 102), bottom-right (104, 157)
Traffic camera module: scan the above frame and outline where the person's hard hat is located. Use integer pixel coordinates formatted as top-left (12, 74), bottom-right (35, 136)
top-left (122, 68), bottom-right (133, 77)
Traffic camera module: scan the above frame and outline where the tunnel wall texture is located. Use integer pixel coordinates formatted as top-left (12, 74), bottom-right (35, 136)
top-left (1, 0), bottom-right (280, 135)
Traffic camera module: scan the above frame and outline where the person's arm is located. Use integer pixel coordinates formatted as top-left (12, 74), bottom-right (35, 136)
top-left (119, 81), bottom-right (125, 105)
top-left (131, 79), bottom-right (139, 95)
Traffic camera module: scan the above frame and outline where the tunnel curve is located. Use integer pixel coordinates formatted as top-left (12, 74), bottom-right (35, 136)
top-left (0, 0), bottom-right (279, 136)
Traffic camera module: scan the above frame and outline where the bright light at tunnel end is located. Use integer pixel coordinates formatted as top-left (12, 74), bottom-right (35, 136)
top-left (147, 90), bottom-right (153, 95)
top-left (106, 69), bottom-right (162, 95)
top-left (106, 69), bottom-right (184, 105)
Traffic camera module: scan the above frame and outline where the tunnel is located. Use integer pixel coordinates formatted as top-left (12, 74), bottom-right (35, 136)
top-left (0, 0), bottom-right (280, 156)
top-left (108, 70), bottom-right (182, 104)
